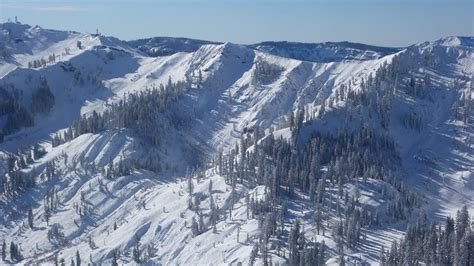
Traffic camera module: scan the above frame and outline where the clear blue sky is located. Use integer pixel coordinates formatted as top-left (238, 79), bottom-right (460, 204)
top-left (1, 0), bottom-right (472, 47)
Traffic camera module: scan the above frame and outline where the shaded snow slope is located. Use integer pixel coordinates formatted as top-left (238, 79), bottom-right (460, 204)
top-left (0, 129), bottom-right (406, 265)
top-left (128, 36), bottom-right (221, 57)
top-left (251, 41), bottom-right (400, 63)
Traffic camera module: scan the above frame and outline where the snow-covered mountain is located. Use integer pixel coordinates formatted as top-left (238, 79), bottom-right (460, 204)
top-left (0, 22), bottom-right (472, 265)
top-left (128, 37), bottom-right (221, 57)
top-left (127, 36), bottom-right (399, 63)
top-left (250, 41), bottom-right (400, 62)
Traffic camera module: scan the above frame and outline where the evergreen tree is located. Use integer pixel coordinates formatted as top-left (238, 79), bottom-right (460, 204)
top-left (28, 206), bottom-right (34, 228)
top-left (249, 242), bottom-right (258, 266)
top-left (191, 217), bottom-right (199, 236)
top-left (289, 220), bottom-right (300, 265)
top-left (133, 238), bottom-right (141, 263)
top-left (380, 206), bottom-right (471, 265)
top-left (111, 249), bottom-right (119, 266)
top-left (75, 250), bottom-right (81, 266)
top-left (1, 240), bottom-right (5, 261)
top-left (9, 241), bottom-right (17, 261)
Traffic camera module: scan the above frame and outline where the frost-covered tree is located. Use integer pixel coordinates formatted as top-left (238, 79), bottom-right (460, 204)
top-left (251, 60), bottom-right (284, 86)
top-left (1, 240), bottom-right (5, 261)
top-left (27, 206), bottom-right (34, 228)
top-left (75, 251), bottom-right (81, 266)
top-left (381, 206), bottom-right (473, 265)
top-left (133, 237), bottom-right (141, 263)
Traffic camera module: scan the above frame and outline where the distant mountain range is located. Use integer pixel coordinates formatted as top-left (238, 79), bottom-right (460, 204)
top-left (127, 36), bottom-right (401, 63)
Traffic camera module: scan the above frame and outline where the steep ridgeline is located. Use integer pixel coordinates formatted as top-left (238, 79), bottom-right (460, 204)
top-left (251, 41), bottom-right (400, 63)
top-left (126, 36), bottom-right (398, 62)
top-left (0, 23), bottom-right (472, 265)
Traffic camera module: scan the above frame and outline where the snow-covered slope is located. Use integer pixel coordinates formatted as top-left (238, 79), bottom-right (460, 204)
top-left (0, 23), bottom-right (472, 265)
top-left (251, 41), bottom-right (400, 63)
top-left (0, 23), bottom-right (138, 78)
top-left (126, 37), bottom-right (400, 63)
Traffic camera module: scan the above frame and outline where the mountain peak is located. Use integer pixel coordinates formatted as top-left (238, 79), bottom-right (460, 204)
top-left (438, 36), bottom-right (474, 47)
top-left (417, 36), bottom-right (474, 49)
top-left (220, 42), bottom-right (248, 54)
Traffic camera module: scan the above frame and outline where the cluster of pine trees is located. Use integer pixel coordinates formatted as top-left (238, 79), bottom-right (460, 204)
top-left (31, 78), bottom-right (55, 114)
top-left (131, 236), bottom-right (157, 264)
top-left (401, 111), bottom-right (424, 131)
top-left (0, 101), bottom-right (33, 139)
top-left (452, 85), bottom-right (472, 125)
top-left (186, 173), bottom-right (221, 237)
top-left (0, 148), bottom-right (42, 196)
top-left (0, 84), bottom-right (33, 140)
top-left (1, 240), bottom-right (22, 263)
top-left (251, 60), bottom-right (284, 86)
top-left (27, 53), bottom-right (57, 68)
top-left (3, 213), bottom-right (87, 265)
top-left (217, 122), bottom-right (401, 200)
top-left (249, 218), bottom-right (326, 266)
top-left (210, 120), bottom-right (423, 264)
top-left (52, 77), bottom-right (192, 148)
top-left (380, 206), bottom-right (473, 265)
top-left (47, 223), bottom-right (66, 245)
top-left (0, 77), bottom-right (55, 141)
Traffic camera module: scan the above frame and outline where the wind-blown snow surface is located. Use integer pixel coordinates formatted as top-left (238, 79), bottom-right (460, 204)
top-left (0, 22), bottom-right (472, 265)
